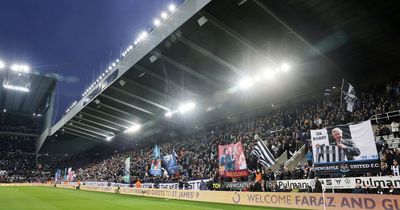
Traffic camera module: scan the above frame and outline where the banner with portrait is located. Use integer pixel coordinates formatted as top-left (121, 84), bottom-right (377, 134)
top-left (149, 145), bottom-right (162, 176)
top-left (67, 167), bottom-right (75, 181)
top-left (218, 142), bottom-right (248, 177)
top-left (311, 120), bottom-right (380, 175)
top-left (162, 152), bottom-right (180, 175)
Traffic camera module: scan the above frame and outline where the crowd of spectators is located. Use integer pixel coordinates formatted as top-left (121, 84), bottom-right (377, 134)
top-left (70, 80), bottom-right (400, 185)
top-left (1, 80), bottom-right (400, 188)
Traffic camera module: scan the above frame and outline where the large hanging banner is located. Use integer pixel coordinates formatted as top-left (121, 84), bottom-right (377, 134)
top-left (218, 142), bottom-right (248, 177)
top-left (54, 169), bottom-right (61, 183)
top-left (123, 157), bottom-right (130, 183)
top-left (311, 120), bottom-right (380, 175)
top-left (149, 145), bottom-right (162, 176)
top-left (66, 168), bottom-right (75, 181)
top-left (162, 152), bottom-right (180, 175)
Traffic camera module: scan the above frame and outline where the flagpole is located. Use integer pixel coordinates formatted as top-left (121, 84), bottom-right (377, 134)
top-left (322, 185), bottom-right (327, 210)
top-left (340, 78), bottom-right (344, 108)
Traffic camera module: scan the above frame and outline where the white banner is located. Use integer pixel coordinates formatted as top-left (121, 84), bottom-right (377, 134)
top-left (311, 120), bottom-right (379, 174)
top-left (158, 179), bottom-right (210, 190)
top-left (79, 179), bottom-right (210, 190)
top-left (276, 176), bottom-right (400, 190)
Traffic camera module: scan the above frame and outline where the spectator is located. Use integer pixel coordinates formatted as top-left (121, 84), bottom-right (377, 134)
top-left (387, 184), bottom-right (400, 195)
top-left (391, 159), bottom-right (399, 176)
top-left (376, 185), bottom-right (384, 194)
top-left (391, 120), bottom-right (399, 138)
top-left (380, 161), bottom-right (390, 176)
top-left (306, 148), bottom-right (313, 167)
top-left (314, 177), bottom-right (322, 193)
top-left (352, 183), bottom-right (366, 194)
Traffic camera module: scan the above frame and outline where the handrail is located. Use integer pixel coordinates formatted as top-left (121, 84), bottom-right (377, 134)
top-left (270, 150), bottom-right (288, 172)
top-left (273, 144), bottom-right (306, 176)
top-left (369, 110), bottom-right (400, 123)
top-left (284, 144), bottom-right (306, 168)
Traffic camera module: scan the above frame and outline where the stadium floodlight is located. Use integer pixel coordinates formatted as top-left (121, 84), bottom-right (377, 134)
top-left (124, 124), bottom-right (141, 133)
top-left (106, 135), bottom-right (114, 141)
top-left (206, 107), bottom-right (214, 112)
top-left (96, 79), bottom-right (99, 83)
top-left (134, 41), bottom-right (138, 45)
top-left (280, 63), bottom-right (291, 72)
top-left (122, 52), bottom-right (126, 57)
top-left (165, 111), bottom-right (173, 117)
top-left (116, 59), bottom-right (120, 63)
top-left (3, 84), bottom-right (30, 92)
top-left (161, 11), bottom-right (168, 19)
top-left (0, 60), bottom-right (5, 69)
top-left (263, 70), bottom-right (275, 80)
top-left (129, 45), bottom-right (133, 50)
top-left (253, 75), bottom-right (261, 82)
top-left (112, 62), bottom-right (116, 67)
top-left (139, 31), bottom-right (148, 40)
top-left (178, 102), bottom-right (195, 114)
top-left (11, 64), bottom-right (30, 73)
top-left (238, 77), bottom-right (253, 89)
top-left (108, 66), bottom-right (112, 70)
top-left (168, 4), bottom-right (176, 12)
top-left (37, 114), bottom-right (42, 117)
top-left (153, 18), bottom-right (161, 26)
top-left (3, 109), bottom-right (6, 113)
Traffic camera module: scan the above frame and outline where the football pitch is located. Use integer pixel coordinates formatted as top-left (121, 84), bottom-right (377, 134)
top-left (0, 187), bottom-right (300, 210)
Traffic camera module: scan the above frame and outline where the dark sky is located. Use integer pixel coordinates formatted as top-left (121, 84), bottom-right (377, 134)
top-left (0, 0), bottom-right (182, 121)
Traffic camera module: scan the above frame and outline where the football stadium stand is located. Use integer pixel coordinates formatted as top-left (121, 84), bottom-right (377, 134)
top-left (1, 0), bottom-right (400, 209)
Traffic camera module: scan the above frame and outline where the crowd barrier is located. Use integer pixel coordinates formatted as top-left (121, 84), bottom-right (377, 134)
top-left (276, 176), bottom-right (400, 190)
top-left (58, 184), bottom-right (400, 210)
top-left (225, 176), bottom-right (400, 190)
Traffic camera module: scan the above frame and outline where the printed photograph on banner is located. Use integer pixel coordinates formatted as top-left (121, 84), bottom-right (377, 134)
top-left (161, 153), bottom-right (180, 175)
top-left (149, 145), bottom-right (162, 176)
top-left (218, 142), bottom-right (248, 178)
top-left (311, 120), bottom-right (380, 174)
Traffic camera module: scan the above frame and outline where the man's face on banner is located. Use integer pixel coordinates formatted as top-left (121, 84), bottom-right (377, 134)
top-left (223, 148), bottom-right (228, 155)
top-left (332, 129), bottom-right (342, 142)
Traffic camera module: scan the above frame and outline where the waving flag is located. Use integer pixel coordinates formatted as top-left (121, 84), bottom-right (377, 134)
top-left (251, 140), bottom-right (275, 167)
top-left (149, 145), bottom-right (162, 176)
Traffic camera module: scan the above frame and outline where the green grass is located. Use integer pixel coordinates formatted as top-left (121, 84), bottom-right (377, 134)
top-left (0, 187), bottom-right (299, 210)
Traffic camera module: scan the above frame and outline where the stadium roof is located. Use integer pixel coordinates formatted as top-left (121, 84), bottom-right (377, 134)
top-left (38, 0), bottom-right (400, 154)
top-left (0, 71), bottom-right (55, 118)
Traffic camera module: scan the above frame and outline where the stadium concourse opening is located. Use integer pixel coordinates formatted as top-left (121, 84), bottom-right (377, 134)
top-left (1, 0), bottom-right (400, 210)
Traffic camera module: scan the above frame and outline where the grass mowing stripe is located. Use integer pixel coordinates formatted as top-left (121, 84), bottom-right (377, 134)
top-left (0, 187), bottom-right (302, 210)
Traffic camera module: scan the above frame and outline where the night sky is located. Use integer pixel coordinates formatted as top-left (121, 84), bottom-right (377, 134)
top-left (0, 0), bottom-right (182, 121)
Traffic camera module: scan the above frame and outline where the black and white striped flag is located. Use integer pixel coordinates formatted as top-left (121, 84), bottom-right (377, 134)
top-left (341, 80), bottom-right (357, 112)
top-left (316, 145), bottom-right (347, 163)
top-left (251, 140), bottom-right (276, 167)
